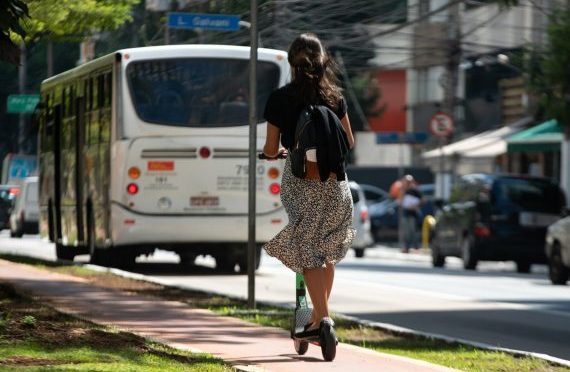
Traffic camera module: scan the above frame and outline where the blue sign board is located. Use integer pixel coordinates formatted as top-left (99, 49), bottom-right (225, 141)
top-left (167, 12), bottom-right (240, 31)
top-left (376, 132), bottom-right (428, 144)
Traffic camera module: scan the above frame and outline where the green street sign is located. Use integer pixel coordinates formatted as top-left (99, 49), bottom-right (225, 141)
top-left (7, 94), bottom-right (40, 113)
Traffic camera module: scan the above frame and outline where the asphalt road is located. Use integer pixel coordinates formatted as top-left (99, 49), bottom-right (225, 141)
top-left (1, 231), bottom-right (569, 361)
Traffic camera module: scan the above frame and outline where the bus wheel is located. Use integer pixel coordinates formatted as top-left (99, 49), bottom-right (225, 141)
top-left (216, 256), bottom-right (236, 273)
top-left (88, 210), bottom-right (110, 267)
top-left (115, 251), bottom-right (136, 269)
top-left (179, 253), bottom-right (197, 267)
top-left (237, 245), bottom-right (262, 273)
top-left (56, 243), bottom-right (76, 261)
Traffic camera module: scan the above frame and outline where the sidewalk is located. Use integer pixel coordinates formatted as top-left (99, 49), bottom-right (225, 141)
top-left (0, 259), bottom-right (456, 372)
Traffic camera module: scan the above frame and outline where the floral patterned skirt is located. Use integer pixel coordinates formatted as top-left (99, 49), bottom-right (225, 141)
top-left (263, 158), bottom-right (355, 274)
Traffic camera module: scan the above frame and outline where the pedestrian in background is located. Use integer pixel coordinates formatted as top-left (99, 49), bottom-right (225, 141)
top-left (261, 33), bottom-right (355, 337)
top-left (399, 175), bottom-right (423, 253)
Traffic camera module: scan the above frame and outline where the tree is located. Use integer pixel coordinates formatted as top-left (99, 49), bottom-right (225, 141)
top-left (0, 0), bottom-right (29, 64)
top-left (528, 5), bottom-right (570, 131)
top-left (23, 0), bottom-right (140, 41)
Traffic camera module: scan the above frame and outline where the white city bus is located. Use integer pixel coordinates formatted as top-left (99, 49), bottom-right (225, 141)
top-left (38, 45), bottom-right (289, 271)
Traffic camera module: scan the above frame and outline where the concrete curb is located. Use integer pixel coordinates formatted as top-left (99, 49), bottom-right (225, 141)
top-left (76, 261), bottom-right (570, 369)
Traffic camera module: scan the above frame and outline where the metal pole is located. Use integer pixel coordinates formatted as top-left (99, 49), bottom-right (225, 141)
top-left (247, 0), bottom-right (258, 309)
top-left (439, 138), bottom-right (445, 200)
top-left (397, 141), bottom-right (404, 249)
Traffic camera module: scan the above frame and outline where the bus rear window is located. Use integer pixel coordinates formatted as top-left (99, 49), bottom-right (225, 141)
top-left (127, 58), bottom-right (280, 127)
top-left (492, 178), bottom-right (566, 214)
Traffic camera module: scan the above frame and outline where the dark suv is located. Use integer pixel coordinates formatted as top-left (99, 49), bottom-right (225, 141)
top-left (432, 174), bottom-right (566, 272)
top-left (0, 185), bottom-right (19, 230)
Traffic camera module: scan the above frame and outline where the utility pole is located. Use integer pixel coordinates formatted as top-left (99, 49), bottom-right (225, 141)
top-left (439, 0), bottom-right (461, 200)
top-left (18, 42), bottom-right (27, 154)
top-left (247, 0), bottom-right (258, 310)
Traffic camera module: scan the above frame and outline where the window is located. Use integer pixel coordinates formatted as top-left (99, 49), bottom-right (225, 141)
top-left (105, 72), bottom-right (112, 107)
top-left (97, 75), bottom-right (104, 108)
top-left (91, 77), bottom-right (98, 110)
top-left (492, 178), bottom-right (566, 214)
top-left (127, 58), bottom-right (280, 127)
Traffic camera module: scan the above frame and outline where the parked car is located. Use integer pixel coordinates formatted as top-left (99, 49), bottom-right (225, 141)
top-left (431, 174), bottom-right (566, 273)
top-left (369, 184), bottom-right (435, 242)
top-left (349, 181), bottom-right (373, 258)
top-left (359, 184), bottom-right (389, 206)
top-left (9, 177), bottom-right (39, 237)
top-left (0, 185), bottom-right (19, 231)
top-left (545, 207), bottom-right (570, 285)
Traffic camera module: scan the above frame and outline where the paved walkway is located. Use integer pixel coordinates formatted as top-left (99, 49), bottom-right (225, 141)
top-left (0, 259), bottom-right (456, 372)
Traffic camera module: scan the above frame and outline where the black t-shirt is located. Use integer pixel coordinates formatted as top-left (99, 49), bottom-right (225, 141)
top-left (263, 83), bottom-right (348, 149)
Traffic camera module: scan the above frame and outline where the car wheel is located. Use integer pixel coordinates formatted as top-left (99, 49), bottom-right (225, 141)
top-left (549, 243), bottom-right (569, 285)
top-left (461, 235), bottom-right (478, 271)
top-left (354, 248), bottom-right (365, 258)
top-left (516, 260), bottom-right (532, 274)
top-left (56, 243), bottom-right (76, 261)
top-left (10, 222), bottom-right (22, 238)
top-left (431, 235), bottom-right (445, 268)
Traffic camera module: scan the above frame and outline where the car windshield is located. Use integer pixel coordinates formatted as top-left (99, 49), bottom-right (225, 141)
top-left (127, 58), bottom-right (280, 127)
top-left (492, 178), bottom-right (566, 214)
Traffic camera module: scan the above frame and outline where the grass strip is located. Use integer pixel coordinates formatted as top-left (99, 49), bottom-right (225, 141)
top-left (1, 254), bottom-right (569, 372)
top-left (0, 281), bottom-right (232, 371)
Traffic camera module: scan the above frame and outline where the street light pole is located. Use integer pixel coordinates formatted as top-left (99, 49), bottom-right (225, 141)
top-left (247, 0), bottom-right (258, 310)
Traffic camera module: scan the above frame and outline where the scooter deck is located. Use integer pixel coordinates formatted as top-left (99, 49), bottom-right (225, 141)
top-left (292, 272), bottom-right (313, 337)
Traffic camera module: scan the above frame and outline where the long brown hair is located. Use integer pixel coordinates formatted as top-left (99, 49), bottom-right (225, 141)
top-left (288, 33), bottom-right (342, 108)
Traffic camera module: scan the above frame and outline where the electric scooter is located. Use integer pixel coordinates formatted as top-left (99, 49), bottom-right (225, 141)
top-left (258, 152), bottom-right (337, 361)
top-left (291, 273), bottom-right (337, 361)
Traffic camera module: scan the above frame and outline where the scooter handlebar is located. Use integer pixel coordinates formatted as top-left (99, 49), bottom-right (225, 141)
top-left (258, 152), bottom-right (287, 160)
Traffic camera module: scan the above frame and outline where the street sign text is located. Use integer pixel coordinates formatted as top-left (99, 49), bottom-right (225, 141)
top-left (167, 12), bottom-right (240, 31)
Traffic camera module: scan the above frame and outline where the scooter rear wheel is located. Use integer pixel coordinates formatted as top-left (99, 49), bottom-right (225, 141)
top-left (294, 339), bottom-right (309, 355)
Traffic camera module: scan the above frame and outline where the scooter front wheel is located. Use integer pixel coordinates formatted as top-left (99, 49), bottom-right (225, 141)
top-left (320, 321), bottom-right (337, 361)
top-left (294, 339), bottom-right (309, 355)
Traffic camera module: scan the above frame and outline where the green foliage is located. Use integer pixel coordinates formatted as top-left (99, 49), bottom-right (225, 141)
top-left (352, 72), bottom-right (386, 120)
top-left (527, 5), bottom-right (570, 130)
top-left (20, 315), bottom-right (37, 327)
top-left (23, 0), bottom-right (141, 41)
top-left (0, 0), bottom-right (30, 64)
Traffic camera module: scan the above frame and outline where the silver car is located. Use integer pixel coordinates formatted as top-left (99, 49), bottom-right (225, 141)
top-left (9, 176), bottom-right (39, 237)
top-left (349, 181), bottom-right (373, 258)
top-left (545, 207), bottom-right (570, 285)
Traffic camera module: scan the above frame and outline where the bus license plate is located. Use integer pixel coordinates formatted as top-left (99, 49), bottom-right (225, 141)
top-left (190, 196), bottom-right (219, 207)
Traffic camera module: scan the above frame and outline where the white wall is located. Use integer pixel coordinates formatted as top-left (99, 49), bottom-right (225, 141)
top-left (353, 132), bottom-right (412, 166)
top-left (462, 3), bottom-right (547, 55)
top-left (367, 24), bottom-right (413, 69)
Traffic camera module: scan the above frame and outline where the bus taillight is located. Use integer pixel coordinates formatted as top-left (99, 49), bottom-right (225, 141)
top-left (127, 183), bottom-right (139, 195)
top-left (268, 167), bottom-right (280, 179)
top-left (269, 183), bottom-right (280, 195)
top-left (128, 166), bottom-right (141, 179)
top-left (199, 147), bottom-right (211, 159)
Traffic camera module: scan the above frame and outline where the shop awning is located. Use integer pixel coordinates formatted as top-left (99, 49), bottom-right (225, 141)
top-left (506, 119), bottom-right (564, 153)
top-left (422, 117), bottom-right (530, 160)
